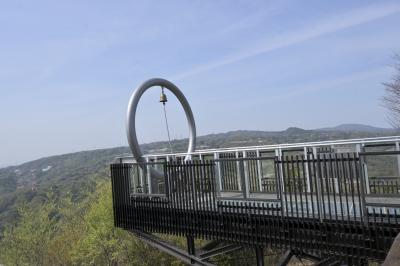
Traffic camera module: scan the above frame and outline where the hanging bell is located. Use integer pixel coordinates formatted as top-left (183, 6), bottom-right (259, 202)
top-left (160, 88), bottom-right (168, 104)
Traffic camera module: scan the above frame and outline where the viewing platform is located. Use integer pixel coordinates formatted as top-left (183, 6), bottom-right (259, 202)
top-left (111, 136), bottom-right (400, 265)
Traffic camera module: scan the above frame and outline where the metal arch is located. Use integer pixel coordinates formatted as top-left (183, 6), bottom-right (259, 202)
top-left (126, 78), bottom-right (196, 179)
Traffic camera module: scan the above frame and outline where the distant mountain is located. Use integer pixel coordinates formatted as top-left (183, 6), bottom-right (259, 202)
top-left (0, 124), bottom-right (399, 230)
top-left (317, 123), bottom-right (396, 133)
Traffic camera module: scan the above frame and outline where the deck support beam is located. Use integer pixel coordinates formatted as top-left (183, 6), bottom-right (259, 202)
top-left (199, 244), bottom-right (242, 260)
top-left (132, 230), bottom-right (215, 266)
top-left (277, 250), bottom-right (293, 266)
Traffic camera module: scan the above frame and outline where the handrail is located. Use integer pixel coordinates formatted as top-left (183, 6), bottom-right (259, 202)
top-left (117, 135), bottom-right (400, 162)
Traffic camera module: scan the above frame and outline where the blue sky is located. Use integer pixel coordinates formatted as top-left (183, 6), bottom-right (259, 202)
top-left (1, 0), bottom-right (400, 166)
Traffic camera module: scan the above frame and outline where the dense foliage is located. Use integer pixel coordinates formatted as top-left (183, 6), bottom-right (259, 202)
top-left (0, 126), bottom-right (397, 265)
top-left (0, 180), bottom-right (185, 265)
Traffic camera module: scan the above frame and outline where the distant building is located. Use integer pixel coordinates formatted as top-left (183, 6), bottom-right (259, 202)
top-left (42, 165), bottom-right (52, 172)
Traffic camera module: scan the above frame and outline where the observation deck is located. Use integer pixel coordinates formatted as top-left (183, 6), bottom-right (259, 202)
top-left (111, 136), bottom-right (400, 265)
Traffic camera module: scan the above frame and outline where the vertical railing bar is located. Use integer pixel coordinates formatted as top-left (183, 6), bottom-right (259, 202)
top-left (296, 155), bottom-right (305, 219)
top-left (312, 152), bottom-right (322, 221)
top-left (214, 153), bottom-right (222, 197)
top-left (206, 160), bottom-right (212, 212)
top-left (131, 165), bottom-right (137, 230)
top-left (354, 153), bottom-right (365, 223)
top-left (235, 151), bottom-right (242, 191)
top-left (304, 147), bottom-right (311, 193)
top-left (347, 153), bottom-right (357, 220)
top-left (122, 164), bottom-right (127, 228)
top-left (199, 160), bottom-right (205, 212)
top-left (316, 154), bottom-right (326, 220)
top-left (287, 156), bottom-right (294, 218)
top-left (306, 153), bottom-right (316, 219)
top-left (257, 150), bottom-right (263, 191)
top-left (328, 153), bottom-right (338, 221)
top-left (230, 153), bottom-right (236, 190)
top-left (194, 161), bottom-right (200, 238)
top-left (146, 157), bottom-right (152, 194)
top-left (341, 154), bottom-right (351, 222)
top-left (334, 153), bottom-right (344, 221)
top-left (282, 158), bottom-right (289, 217)
top-left (110, 165), bottom-right (116, 226)
top-left (243, 151), bottom-right (250, 198)
top-left (323, 154), bottom-right (332, 220)
top-left (203, 161), bottom-right (210, 237)
top-left (227, 153), bottom-right (233, 190)
top-left (251, 153), bottom-right (257, 192)
top-left (172, 162), bottom-right (179, 231)
top-left (300, 155), bottom-right (310, 218)
top-left (291, 155), bottom-right (299, 219)
top-left (224, 154), bottom-right (229, 191)
top-left (186, 161), bottom-right (193, 235)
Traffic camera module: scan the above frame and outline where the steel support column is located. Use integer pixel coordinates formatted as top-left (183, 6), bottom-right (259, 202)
top-left (255, 246), bottom-right (264, 266)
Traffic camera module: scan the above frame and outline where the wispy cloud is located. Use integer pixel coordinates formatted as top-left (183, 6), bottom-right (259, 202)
top-left (219, 1), bottom-right (288, 34)
top-left (172, 3), bottom-right (400, 81)
top-left (249, 66), bottom-right (392, 106)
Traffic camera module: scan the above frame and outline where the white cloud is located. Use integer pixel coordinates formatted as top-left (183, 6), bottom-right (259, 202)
top-left (172, 3), bottom-right (400, 81)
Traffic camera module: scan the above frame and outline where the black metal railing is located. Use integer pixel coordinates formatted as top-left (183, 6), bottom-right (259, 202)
top-left (276, 153), bottom-right (366, 222)
top-left (369, 179), bottom-right (400, 195)
top-left (111, 152), bottom-right (400, 263)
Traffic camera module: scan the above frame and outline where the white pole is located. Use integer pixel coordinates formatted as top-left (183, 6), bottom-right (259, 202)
top-left (146, 157), bottom-right (152, 194)
top-left (396, 142), bottom-right (400, 176)
top-left (303, 147), bottom-right (311, 193)
top-left (236, 151), bottom-right (242, 191)
top-left (243, 151), bottom-right (250, 198)
top-left (256, 149), bottom-right (263, 191)
top-left (214, 152), bottom-right (222, 196)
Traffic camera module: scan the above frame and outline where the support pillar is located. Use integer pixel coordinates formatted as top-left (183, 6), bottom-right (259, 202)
top-left (187, 235), bottom-right (196, 264)
top-left (255, 246), bottom-right (264, 266)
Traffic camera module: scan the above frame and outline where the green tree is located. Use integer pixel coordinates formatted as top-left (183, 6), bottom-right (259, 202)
top-left (69, 181), bottom-right (183, 266)
top-left (0, 200), bottom-right (58, 266)
top-left (0, 179), bottom-right (185, 266)
top-left (383, 54), bottom-right (400, 128)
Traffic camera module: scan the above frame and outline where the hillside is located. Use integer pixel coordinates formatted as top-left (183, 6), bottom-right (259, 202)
top-left (0, 125), bottom-right (398, 230)
top-left (317, 123), bottom-right (396, 133)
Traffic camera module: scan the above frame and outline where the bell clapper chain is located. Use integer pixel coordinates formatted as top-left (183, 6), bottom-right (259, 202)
top-left (160, 86), bottom-right (173, 154)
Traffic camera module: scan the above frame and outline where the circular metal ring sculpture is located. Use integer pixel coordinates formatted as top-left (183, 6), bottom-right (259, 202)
top-left (126, 78), bottom-right (196, 178)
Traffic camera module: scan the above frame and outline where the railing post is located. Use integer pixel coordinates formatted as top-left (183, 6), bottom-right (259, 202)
top-left (243, 151), bottom-right (250, 198)
top-left (357, 144), bottom-right (370, 195)
top-left (396, 141), bottom-right (400, 176)
top-left (357, 145), bottom-right (368, 223)
top-left (146, 157), bottom-right (152, 194)
top-left (214, 152), bottom-right (222, 197)
top-left (303, 147), bottom-right (311, 193)
top-left (256, 149), bottom-right (263, 191)
top-left (313, 147), bottom-right (323, 221)
top-left (276, 148), bottom-right (284, 193)
top-left (236, 151), bottom-right (242, 191)
top-left (139, 164), bottom-right (145, 193)
top-left (238, 159), bottom-right (247, 199)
